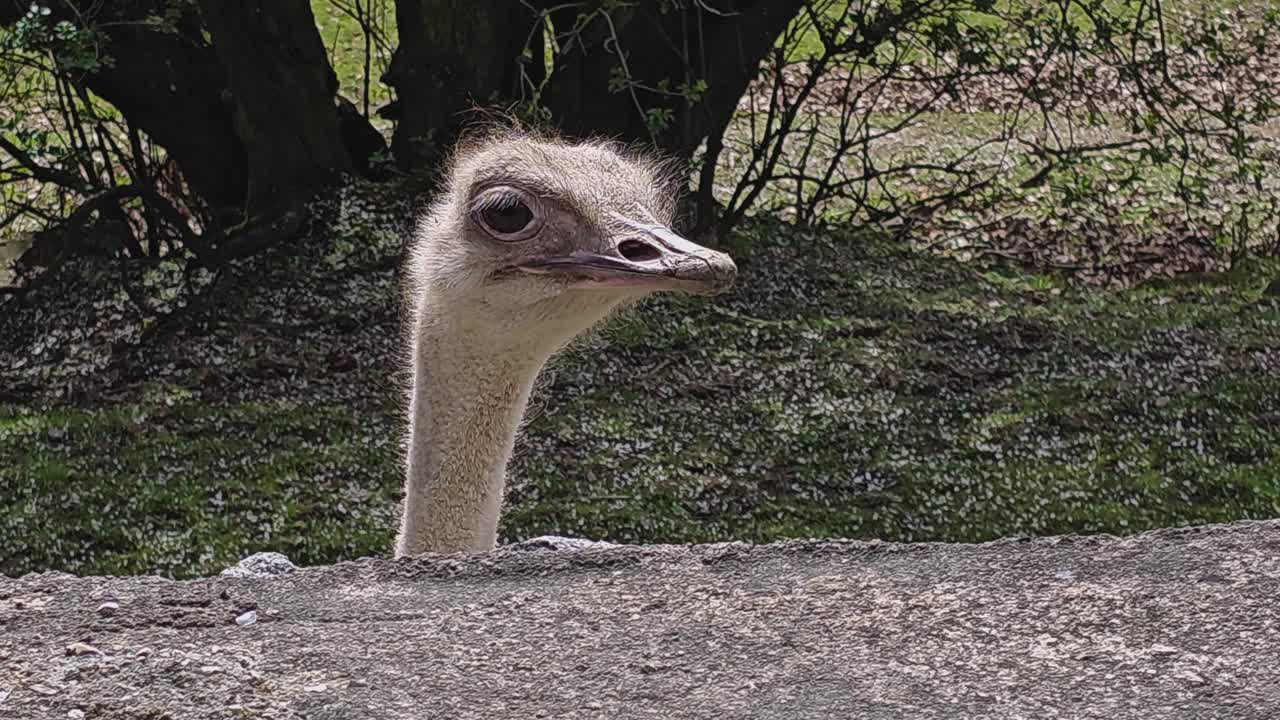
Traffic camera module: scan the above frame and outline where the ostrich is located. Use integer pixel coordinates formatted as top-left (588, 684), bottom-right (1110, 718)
top-left (394, 131), bottom-right (737, 557)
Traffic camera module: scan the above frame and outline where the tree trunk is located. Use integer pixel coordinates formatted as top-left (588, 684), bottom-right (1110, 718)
top-left (197, 0), bottom-right (353, 216)
top-left (542, 0), bottom-right (804, 161)
top-left (385, 0), bottom-right (537, 169)
top-left (1, 0), bottom-right (248, 209)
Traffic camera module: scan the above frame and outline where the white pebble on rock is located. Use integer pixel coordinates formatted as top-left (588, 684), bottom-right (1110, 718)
top-left (221, 552), bottom-right (297, 579)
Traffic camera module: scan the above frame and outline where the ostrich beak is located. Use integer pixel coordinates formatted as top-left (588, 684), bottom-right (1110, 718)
top-left (518, 221), bottom-right (737, 295)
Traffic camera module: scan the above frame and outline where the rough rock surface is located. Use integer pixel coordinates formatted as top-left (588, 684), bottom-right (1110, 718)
top-left (2, 521), bottom-right (1279, 719)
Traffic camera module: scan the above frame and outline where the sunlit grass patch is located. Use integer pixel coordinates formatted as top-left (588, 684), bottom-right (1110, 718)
top-left (506, 220), bottom-right (1280, 547)
top-left (0, 399), bottom-right (400, 578)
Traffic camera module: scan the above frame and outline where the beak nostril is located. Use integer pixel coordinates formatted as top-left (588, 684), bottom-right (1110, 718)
top-left (618, 239), bottom-right (663, 263)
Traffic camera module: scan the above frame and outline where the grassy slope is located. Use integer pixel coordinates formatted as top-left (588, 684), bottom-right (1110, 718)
top-left (2, 180), bottom-right (1277, 579)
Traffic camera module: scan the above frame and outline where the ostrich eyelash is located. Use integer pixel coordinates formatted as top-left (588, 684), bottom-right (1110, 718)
top-left (470, 189), bottom-right (525, 214)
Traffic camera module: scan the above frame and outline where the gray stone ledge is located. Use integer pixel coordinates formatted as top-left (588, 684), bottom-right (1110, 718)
top-left (3, 521), bottom-right (1279, 719)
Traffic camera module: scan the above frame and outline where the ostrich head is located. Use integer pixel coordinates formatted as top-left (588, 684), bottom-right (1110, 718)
top-left (399, 130), bottom-right (742, 556)
top-left (397, 131), bottom-right (737, 557)
top-left (405, 132), bottom-right (737, 360)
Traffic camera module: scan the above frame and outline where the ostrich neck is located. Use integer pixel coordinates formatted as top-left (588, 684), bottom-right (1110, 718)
top-left (394, 317), bottom-right (547, 557)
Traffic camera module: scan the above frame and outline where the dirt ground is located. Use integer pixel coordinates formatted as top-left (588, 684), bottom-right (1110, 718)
top-left (2, 521), bottom-right (1278, 719)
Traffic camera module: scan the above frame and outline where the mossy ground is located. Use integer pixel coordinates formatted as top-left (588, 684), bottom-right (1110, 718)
top-left (2, 179), bottom-right (1277, 579)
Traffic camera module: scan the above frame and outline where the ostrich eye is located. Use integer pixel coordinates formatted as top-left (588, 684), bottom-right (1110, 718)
top-left (477, 192), bottom-right (534, 237)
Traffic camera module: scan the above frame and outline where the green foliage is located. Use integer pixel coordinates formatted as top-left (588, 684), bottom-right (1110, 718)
top-left (714, 0), bottom-right (1279, 270)
top-left (0, 5), bottom-right (120, 251)
top-left (5, 3), bottom-right (108, 72)
top-left (311, 0), bottom-right (395, 118)
top-left (5, 0), bottom-right (1273, 278)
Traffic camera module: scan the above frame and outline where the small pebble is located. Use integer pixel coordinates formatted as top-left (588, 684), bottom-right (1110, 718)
top-left (65, 642), bottom-right (101, 657)
top-left (68, 710), bottom-right (85, 719)
top-left (304, 684), bottom-right (327, 693)
top-left (30, 684), bottom-right (58, 696)
top-left (235, 610), bottom-right (258, 626)
top-left (136, 648), bottom-right (153, 658)
top-left (96, 601), bottom-right (120, 616)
